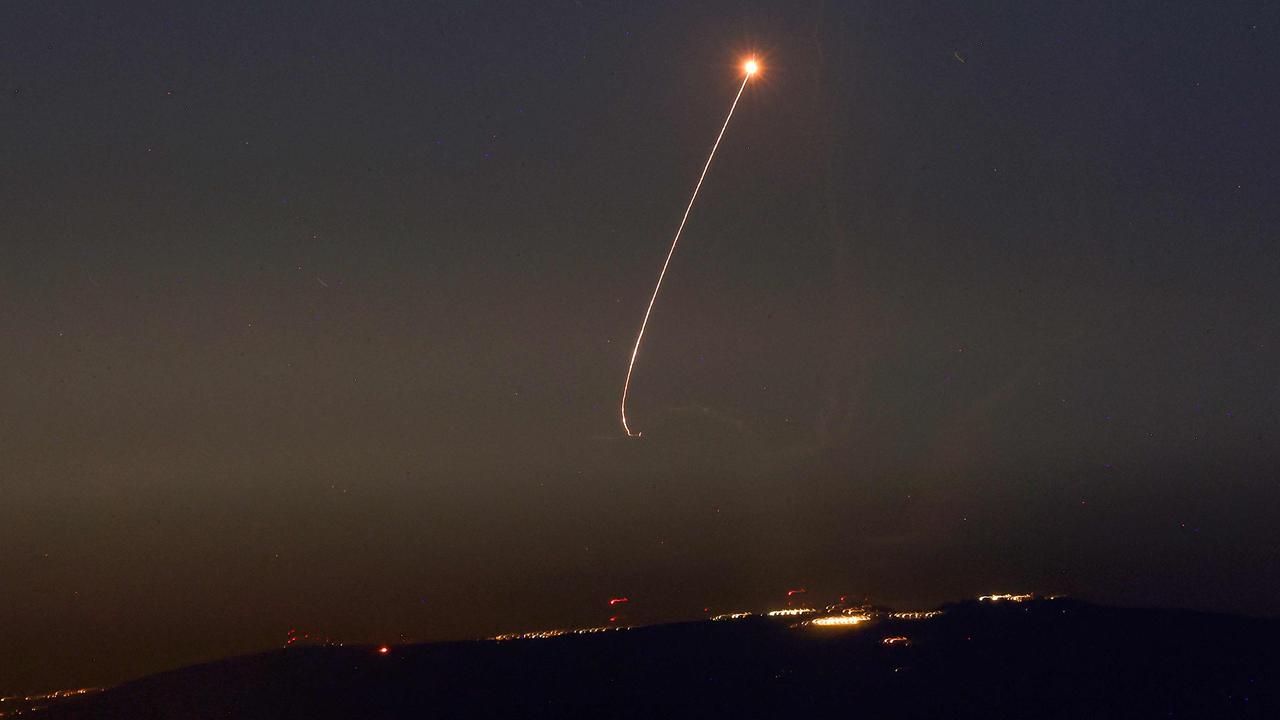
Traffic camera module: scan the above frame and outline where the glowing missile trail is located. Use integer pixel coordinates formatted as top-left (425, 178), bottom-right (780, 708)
top-left (620, 58), bottom-right (759, 437)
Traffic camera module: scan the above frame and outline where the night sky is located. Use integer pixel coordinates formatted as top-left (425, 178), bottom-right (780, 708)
top-left (4, 0), bottom-right (1279, 695)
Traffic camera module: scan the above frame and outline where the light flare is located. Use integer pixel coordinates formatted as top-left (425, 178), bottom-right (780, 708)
top-left (619, 61), bottom-right (758, 437)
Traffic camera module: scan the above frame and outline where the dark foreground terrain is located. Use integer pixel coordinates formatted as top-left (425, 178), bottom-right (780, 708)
top-left (27, 598), bottom-right (1280, 719)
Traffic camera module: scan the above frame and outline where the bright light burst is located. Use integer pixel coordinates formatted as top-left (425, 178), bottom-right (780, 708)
top-left (619, 58), bottom-right (760, 437)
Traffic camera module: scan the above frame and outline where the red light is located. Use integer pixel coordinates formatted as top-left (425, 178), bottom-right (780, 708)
top-left (787, 588), bottom-right (807, 597)
top-left (378, 645), bottom-right (390, 655)
top-left (608, 597), bottom-right (629, 605)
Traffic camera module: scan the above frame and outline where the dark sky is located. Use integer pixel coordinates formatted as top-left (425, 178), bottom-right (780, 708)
top-left (4, 0), bottom-right (1279, 695)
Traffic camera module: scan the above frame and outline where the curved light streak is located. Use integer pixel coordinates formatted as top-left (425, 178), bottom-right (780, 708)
top-left (620, 69), bottom-right (754, 437)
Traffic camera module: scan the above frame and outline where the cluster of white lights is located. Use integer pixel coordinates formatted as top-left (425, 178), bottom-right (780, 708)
top-left (487, 593), bottom-right (1039, 645)
top-left (490, 629), bottom-right (568, 641)
top-left (0, 688), bottom-right (98, 705)
top-left (809, 614), bottom-right (871, 627)
top-left (0, 688), bottom-right (100, 719)
top-left (490, 625), bottom-right (625, 642)
top-left (0, 688), bottom-right (98, 704)
top-left (766, 608), bottom-right (817, 617)
top-left (889, 610), bottom-right (944, 619)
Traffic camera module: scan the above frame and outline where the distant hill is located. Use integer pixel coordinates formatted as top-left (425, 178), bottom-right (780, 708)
top-left (28, 598), bottom-right (1279, 719)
